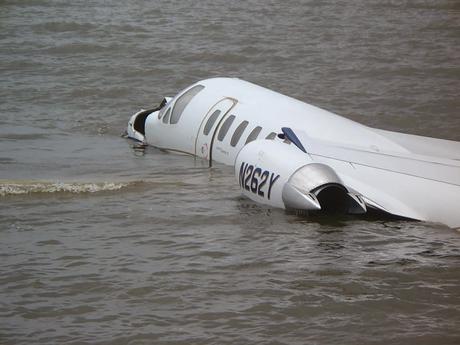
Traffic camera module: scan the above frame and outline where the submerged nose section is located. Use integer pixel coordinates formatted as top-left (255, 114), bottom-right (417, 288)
top-left (282, 163), bottom-right (366, 214)
top-left (127, 109), bottom-right (154, 143)
top-left (126, 97), bottom-right (171, 143)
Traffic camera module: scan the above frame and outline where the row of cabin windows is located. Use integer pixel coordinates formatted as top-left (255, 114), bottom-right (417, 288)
top-left (203, 113), bottom-right (276, 147)
top-left (157, 84), bottom-right (279, 146)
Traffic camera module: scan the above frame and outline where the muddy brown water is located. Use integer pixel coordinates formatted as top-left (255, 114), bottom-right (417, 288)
top-left (1, 1), bottom-right (460, 344)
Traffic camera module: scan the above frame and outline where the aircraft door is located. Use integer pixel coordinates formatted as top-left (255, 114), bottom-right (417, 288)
top-left (195, 98), bottom-right (237, 163)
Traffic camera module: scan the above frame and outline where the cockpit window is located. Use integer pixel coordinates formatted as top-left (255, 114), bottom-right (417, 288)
top-left (203, 110), bottom-right (221, 135)
top-left (162, 108), bottom-right (171, 124)
top-left (170, 85), bottom-right (205, 124)
top-left (158, 103), bottom-right (169, 119)
top-left (245, 126), bottom-right (262, 144)
top-left (217, 115), bottom-right (236, 141)
top-left (230, 120), bottom-right (249, 147)
top-left (157, 98), bottom-right (169, 119)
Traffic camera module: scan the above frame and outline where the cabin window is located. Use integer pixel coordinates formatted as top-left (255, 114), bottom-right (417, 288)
top-left (203, 110), bottom-right (221, 135)
top-left (230, 121), bottom-right (249, 147)
top-left (266, 132), bottom-right (277, 140)
top-left (283, 138), bottom-right (291, 145)
top-left (245, 126), bottom-right (262, 144)
top-left (170, 84), bottom-right (205, 124)
top-left (162, 108), bottom-right (171, 124)
top-left (217, 115), bottom-right (236, 141)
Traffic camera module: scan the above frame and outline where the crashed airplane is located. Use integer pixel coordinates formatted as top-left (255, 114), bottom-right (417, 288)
top-left (126, 78), bottom-right (460, 229)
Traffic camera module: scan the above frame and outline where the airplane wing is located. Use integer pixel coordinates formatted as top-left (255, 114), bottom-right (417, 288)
top-left (292, 129), bottom-right (460, 228)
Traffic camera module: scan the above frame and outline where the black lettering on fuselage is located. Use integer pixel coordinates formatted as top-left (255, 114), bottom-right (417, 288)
top-left (268, 173), bottom-right (280, 200)
top-left (239, 162), bottom-right (280, 200)
top-left (251, 168), bottom-right (261, 193)
top-left (239, 162), bottom-right (248, 188)
top-left (244, 165), bottom-right (253, 191)
top-left (258, 170), bottom-right (269, 197)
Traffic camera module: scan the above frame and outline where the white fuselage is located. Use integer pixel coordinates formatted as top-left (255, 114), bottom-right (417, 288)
top-left (127, 77), bottom-right (460, 229)
top-left (142, 78), bottom-right (414, 163)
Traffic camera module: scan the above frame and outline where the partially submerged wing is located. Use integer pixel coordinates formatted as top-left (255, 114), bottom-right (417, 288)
top-left (292, 129), bottom-right (460, 228)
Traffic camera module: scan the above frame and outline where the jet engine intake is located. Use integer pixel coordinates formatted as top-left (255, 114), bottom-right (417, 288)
top-left (282, 163), bottom-right (365, 214)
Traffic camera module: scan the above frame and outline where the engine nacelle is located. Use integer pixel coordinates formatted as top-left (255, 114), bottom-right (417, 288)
top-left (235, 139), bottom-right (366, 214)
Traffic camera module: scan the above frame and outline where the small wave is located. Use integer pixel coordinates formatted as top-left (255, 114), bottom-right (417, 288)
top-left (33, 21), bottom-right (99, 34)
top-left (44, 43), bottom-right (111, 55)
top-left (0, 181), bottom-right (131, 196)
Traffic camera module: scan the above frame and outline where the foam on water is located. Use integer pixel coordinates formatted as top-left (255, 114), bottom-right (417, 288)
top-left (0, 180), bottom-right (131, 196)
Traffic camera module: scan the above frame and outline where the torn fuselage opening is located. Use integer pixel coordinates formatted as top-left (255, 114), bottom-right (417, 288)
top-left (133, 98), bottom-right (169, 135)
top-left (133, 109), bottom-right (151, 135)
